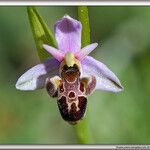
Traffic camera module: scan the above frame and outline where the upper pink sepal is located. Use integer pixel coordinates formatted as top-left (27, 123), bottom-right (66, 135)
top-left (54, 15), bottom-right (82, 53)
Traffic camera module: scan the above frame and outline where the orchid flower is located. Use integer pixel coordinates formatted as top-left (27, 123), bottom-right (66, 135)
top-left (16, 15), bottom-right (123, 124)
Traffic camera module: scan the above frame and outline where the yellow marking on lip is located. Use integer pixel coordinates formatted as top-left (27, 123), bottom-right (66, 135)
top-left (49, 76), bottom-right (61, 88)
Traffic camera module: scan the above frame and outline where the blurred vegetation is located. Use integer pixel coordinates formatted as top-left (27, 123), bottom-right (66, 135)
top-left (0, 6), bottom-right (150, 144)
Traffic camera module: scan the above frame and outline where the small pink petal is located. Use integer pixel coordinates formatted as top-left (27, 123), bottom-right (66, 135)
top-left (15, 58), bottom-right (60, 91)
top-left (54, 15), bottom-right (82, 53)
top-left (75, 43), bottom-right (98, 60)
top-left (43, 44), bottom-right (64, 61)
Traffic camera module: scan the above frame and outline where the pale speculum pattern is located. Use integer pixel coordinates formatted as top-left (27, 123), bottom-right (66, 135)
top-left (46, 63), bottom-right (96, 124)
top-left (57, 64), bottom-right (88, 124)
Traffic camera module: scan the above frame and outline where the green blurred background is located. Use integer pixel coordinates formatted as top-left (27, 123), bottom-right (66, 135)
top-left (0, 6), bottom-right (150, 144)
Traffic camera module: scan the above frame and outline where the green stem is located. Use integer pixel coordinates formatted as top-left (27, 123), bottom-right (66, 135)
top-left (78, 6), bottom-right (90, 47)
top-left (74, 6), bottom-right (92, 144)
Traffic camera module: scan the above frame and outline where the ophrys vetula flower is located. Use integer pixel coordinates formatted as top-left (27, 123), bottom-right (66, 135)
top-left (16, 15), bottom-right (123, 124)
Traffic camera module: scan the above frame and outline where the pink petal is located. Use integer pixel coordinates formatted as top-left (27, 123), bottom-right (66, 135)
top-left (15, 58), bottom-right (60, 91)
top-left (43, 44), bottom-right (64, 61)
top-left (54, 15), bottom-right (82, 53)
top-left (81, 56), bottom-right (123, 93)
top-left (75, 43), bottom-right (98, 60)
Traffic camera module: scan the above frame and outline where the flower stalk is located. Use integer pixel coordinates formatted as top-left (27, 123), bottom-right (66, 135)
top-left (78, 6), bottom-right (90, 47)
top-left (74, 6), bottom-right (92, 144)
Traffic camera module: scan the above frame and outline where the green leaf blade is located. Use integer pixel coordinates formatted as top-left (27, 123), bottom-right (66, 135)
top-left (27, 6), bottom-right (57, 61)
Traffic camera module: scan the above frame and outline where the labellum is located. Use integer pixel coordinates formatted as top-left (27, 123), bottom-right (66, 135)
top-left (46, 52), bottom-right (96, 124)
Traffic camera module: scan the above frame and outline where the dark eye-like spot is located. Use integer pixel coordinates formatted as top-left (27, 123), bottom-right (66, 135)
top-left (63, 65), bottom-right (68, 71)
top-left (70, 103), bottom-right (77, 113)
top-left (79, 82), bottom-right (85, 93)
top-left (68, 91), bottom-right (76, 98)
top-left (78, 96), bottom-right (87, 112)
top-left (58, 96), bottom-right (68, 114)
top-left (59, 83), bottom-right (64, 93)
top-left (58, 96), bottom-right (67, 107)
top-left (46, 81), bottom-right (58, 97)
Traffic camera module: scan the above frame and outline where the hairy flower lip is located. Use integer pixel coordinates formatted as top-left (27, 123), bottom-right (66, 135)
top-left (16, 15), bottom-right (123, 93)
